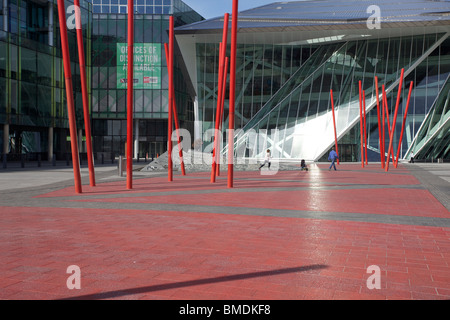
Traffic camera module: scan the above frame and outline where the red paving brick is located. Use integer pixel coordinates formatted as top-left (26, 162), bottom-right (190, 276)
top-left (0, 163), bottom-right (449, 300)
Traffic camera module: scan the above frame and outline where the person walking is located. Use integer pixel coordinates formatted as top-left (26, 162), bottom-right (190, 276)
top-left (259, 149), bottom-right (271, 170)
top-left (328, 147), bottom-right (339, 171)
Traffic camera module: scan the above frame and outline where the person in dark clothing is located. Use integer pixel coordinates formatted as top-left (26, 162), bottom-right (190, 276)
top-left (300, 159), bottom-right (308, 171)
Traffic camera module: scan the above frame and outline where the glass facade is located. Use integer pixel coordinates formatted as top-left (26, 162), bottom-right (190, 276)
top-left (230, 34), bottom-right (450, 162)
top-left (0, 0), bottom-right (92, 159)
top-left (176, 0), bottom-right (450, 162)
top-left (90, 0), bottom-right (203, 158)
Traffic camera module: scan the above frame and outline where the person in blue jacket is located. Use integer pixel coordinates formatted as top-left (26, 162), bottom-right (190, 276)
top-left (328, 147), bottom-right (339, 171)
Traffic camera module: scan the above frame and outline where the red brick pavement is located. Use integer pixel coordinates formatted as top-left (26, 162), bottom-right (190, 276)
top-left (0, 164), bottom-right (449, 300)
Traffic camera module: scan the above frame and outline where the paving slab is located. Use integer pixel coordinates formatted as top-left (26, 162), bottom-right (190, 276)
top-left (0, 162), bottom-right (449, 300)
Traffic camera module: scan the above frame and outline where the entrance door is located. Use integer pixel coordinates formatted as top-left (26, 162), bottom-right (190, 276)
top-left (339, 144), bottom-right (358, 162)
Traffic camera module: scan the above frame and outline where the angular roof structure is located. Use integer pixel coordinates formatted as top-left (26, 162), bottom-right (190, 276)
top-left (176, 0), bottom-right (450, 34)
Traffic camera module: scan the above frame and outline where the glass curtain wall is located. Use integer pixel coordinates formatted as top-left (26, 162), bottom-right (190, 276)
top-left (0, 0), bottom-right (92, 157)
top-left (196, 42), bottom-right (318, 148)
top-left (217, 33), bottom-right (449, 161)
top-left (91, 10), bottom-right (199, 157)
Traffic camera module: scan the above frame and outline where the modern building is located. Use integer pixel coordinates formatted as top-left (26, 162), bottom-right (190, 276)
top-left (0, 0), bottom-right (203, 163)
top-left (0, 0), bottom-right (93, 162)
top-left (175, 0), bottom-right (450, 162)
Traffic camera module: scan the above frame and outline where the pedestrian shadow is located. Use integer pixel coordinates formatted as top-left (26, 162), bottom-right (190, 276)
top-left (61, 264), bottom-right (328, 300)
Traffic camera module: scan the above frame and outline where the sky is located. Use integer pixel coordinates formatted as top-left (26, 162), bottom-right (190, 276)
top-left (184, 0), bottom-right (291, 19)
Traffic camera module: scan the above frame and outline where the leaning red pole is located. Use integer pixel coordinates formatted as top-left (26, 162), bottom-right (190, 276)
top-left (375, 77), bottom-right (383, 168)
top-left (167, 16), bottom-right (174, 182)
top-left (211, 42), bottom-right (224, 183)
top-left (228, 0), bottom-right (238, 188)
top-left (74, 0), bottom-right (95, 187)
top-left (57, 0), bottom-right (82, 194)
top-left (212, 13), bottom-right (229, 182)
top-left (395, 81), bottom-right (413, 167)
top-left (386, 68), bottom-right (404, 172)
top-left (381, 85), bottom-right (386, 167)
top-left (383, 86), bottom-right (395, 165)
top-left (164, 43), bottom-right (186, 176)
top-left (217, 56), bottom-right (229, 177)
top-left (358, 81), bottom-right (364, 168)
top-left (363, 90), bottom-right (368, 165)
top-left (330, 89), bottom-right (339, 165)
top-left (126, 0), bottom-right (134, 189)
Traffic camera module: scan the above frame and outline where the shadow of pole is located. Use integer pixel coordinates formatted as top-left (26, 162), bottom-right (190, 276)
top-left (61, 264), bottom-right (328, 300)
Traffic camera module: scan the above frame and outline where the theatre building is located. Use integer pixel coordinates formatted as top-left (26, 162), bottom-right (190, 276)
top-left (175, 0), bottom-right (450, 162)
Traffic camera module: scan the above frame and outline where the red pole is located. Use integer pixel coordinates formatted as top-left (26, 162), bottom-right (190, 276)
top-left (57, 0), bottom-right (82, 194)
top-left (167, 16), bottom-right (174, 181)
top-left (164, 43), bottom-right (186, 176)
top-left (74, 0), bottom-right (95, 187)
top-left (363, 90), bottom-right (368, 165)
top-left (383, 86), bottom-right (395, 165)
top-left (126, 0), bottom-right (134, 189)
top-left (386, 68), bottom-right (404, 172)
top-left (381, 85), bottom-right (386, 167)
top-left (211, 42), bottom-right (224, 183)
top-left (395, 81), bottom-right (413, 167)
top-left (217, 56), bottom-right (229, 177)
top-left (375, 77), bottom-right (383, 168)
top-left (228, 0), bottom-right (238, 188)
top-left (358, 81), bottom-right (364, 168)
top-left (330, 89), bottom-right (339, 165)
top-left (212, 13), bottom-right (229, 182)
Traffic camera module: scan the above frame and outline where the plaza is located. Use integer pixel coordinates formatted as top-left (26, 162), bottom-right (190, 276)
top-left (0, 161), bottom-right (449, 300)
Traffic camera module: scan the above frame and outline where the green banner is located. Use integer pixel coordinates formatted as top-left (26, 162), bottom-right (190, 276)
top-left (117, 43), bottom-right (162, 89)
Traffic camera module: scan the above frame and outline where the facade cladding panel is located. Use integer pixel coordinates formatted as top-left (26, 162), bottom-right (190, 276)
top-left (175, 0), bottom-right (450, 162)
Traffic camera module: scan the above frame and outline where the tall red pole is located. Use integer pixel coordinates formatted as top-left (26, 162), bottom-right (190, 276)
top-left (211, 42), bottom-right (224, 183)
top-left (395, 81), bottom-right (413, 167)
top-left (74, 0), bottom-right (95, 187)
top-left (164, 43), bottom-right (186, 176)
top-left (228, 0), bottom-right (238, 188)
top-left (383, 86), bottom-right (395, 165)
top-left (358, 81), bottom-right (364, 168)
top-left (57, 0), bottom-right (82, 194)
top-left (386, 68), bottom-right (404, 172)
top-left (330, 89), bottom-right (339, 165)
top-left (167, 16), bottom-right (174, 182)
top-left (375, 77), bottom-right (383, 168)
top-left (363, 90), bottom-right (368, 165)
top-left (126, 0), bottom-right (134, 189)
top-left (217, 56), bottom-right (229, 177)
top-left (381, 85), bottom-right (386, 167)
top-left (212, 13), bottom-right (229, 182)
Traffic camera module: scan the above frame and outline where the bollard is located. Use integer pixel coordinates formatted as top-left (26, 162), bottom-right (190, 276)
top-left (2, 154), bottom-right (6, 169)
top-left (101, 153), bottom-right (104, 165)
top-left (52, 154), bottom-right (56, 166)
top-left (118, 155), bottom-right (125, 177)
